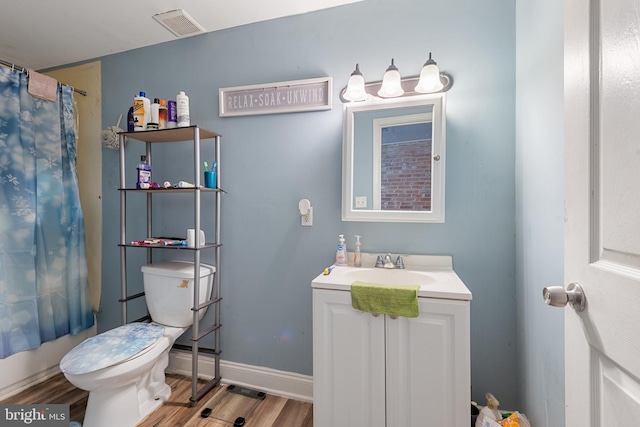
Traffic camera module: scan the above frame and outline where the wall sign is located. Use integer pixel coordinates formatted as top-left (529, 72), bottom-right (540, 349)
top-left (219, 77), bottom-right (332, 117)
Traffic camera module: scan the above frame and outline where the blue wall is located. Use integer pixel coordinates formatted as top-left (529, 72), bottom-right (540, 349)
top-left (515, 0), bottom-right (565, 425)
top-left (99, 0), bottom-right (518, 407)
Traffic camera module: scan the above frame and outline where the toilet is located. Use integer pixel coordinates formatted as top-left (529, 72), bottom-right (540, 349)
top-left (60, 260), bottom-right (215, 427)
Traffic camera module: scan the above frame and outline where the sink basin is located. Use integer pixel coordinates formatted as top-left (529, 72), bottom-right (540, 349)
top-left (332, 267), bottom-right (435, 286)
top-left (312, 256), bottom-right (472, 301)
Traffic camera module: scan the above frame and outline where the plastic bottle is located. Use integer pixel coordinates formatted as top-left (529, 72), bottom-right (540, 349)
top-left (176, 91), bottom-right (190, 127)
top-left (354, 235), bottom-right (362, 267)
top-left (158, 99), bottom-right (168, 129)
top-left (168, 100), bottom-right (177, 128)
top-left (136, 155), bottom-right (152, 189)
top-left (336, 234), bottom-right (347, 266)
top-left (133, 92), bottom-right (150, 131)
top-left (127, 106), bottom-right (134, 132)
top-left (147, 98), bottom-right (160, 130)
top-left (133, 93), bottom-right (144, 131)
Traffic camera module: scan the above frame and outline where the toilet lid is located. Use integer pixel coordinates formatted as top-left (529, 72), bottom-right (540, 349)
top-left (60, 323), bottom-right (165, 375)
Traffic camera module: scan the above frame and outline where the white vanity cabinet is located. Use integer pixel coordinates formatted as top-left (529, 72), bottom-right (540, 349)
top-left (312, 258), bottom-right (471, 427)
top-left (313, 289), bottom-right (386, 427)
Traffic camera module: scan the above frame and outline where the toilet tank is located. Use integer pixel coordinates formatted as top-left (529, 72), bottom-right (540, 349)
top-left (141, 260), bottom-right (216, 327)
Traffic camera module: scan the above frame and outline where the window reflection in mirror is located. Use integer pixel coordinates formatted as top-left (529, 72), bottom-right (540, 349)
top-left (343, 94), bottom-right (445, 223)
top-left (375, 114), bottom-right (432, 211)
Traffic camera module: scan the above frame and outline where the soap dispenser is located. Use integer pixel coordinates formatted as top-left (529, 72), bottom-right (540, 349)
top-left (354, 235), bottom-right (362, 267)
top-left (336, 234), bottom-right (347, 266)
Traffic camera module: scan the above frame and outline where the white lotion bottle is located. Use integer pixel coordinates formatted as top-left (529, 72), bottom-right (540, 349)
top-left (176, 91), bottom-right (190, 127)
top-left (336, 234), bottom-right (347, 266)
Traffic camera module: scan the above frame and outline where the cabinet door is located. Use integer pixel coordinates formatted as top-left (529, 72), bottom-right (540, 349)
top-left (313, 289), bottom-right (386, 427)
top-left (385, 298), bottom-right (470, 427)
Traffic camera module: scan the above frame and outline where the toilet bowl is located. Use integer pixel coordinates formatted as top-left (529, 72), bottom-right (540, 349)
top-left (61, 323), bottom-right (185, 427)
top-left (60, 261), bottom-right (215, 427)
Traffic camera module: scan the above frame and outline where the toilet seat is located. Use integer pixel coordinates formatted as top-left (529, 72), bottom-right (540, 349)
top-left (60, 323), bottom-right (165, 375)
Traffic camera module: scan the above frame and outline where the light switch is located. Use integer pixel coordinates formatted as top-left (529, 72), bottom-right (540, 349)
top-left (355, 196), bottom-right (367, 208)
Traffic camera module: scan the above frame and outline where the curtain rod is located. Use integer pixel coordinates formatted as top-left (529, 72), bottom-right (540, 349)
top-left (0, 59), bottom-right (87, 97)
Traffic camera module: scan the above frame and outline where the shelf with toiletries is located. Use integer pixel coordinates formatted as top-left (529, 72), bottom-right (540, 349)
top-left (117, 125), bottom-right (222, 407)
top-left (123, 125), bottom-right (220, 143)
top-left (119, 242), bottom-right (222, 249)
top-left (118, 187), bottom-right (220, 192)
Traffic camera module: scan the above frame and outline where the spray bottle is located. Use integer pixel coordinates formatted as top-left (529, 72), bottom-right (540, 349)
top-left (336, 234), bottom-right (347, 266)
top-left (354, 235), bottom-right (362, 267)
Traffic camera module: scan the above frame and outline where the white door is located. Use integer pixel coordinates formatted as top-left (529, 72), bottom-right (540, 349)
top-left (564, 0), bottom-right (640, 425)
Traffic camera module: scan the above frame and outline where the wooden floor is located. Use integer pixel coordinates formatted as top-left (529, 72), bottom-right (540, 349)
top-left (2, 373), bottom-right (313, 427)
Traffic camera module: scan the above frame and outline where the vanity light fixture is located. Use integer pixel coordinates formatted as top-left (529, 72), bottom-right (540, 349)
top-left (340, 52), bottom-right (452, 103)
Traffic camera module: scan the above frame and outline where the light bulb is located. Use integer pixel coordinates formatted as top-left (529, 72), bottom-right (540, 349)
top-left (343, 64), bottom-right (367, 102)
top-left (378, 59), bottom-right (404, 98)
top-left (415, 53), bottom-right (443, 93)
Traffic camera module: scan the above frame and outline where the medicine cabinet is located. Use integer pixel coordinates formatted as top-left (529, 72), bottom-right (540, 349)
top-left (342, 93), bottom-right (446, 223)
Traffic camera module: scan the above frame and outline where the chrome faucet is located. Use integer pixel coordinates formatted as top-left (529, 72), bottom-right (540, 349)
top-left (383, 254), bottom-right (394, 268)
top-left (375, 254), bottom-right (405, 269)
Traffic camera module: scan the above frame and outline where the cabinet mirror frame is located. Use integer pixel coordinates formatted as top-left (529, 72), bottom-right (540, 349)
top-left (342, 93), bottom-right (446, 223)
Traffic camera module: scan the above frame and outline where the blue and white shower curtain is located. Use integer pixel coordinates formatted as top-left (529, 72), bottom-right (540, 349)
top-left (0, 66), bottom-right (93, 359)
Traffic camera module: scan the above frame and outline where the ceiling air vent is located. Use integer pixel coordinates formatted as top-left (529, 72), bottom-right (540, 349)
top-left (152, 9), bottom-right (206, 38)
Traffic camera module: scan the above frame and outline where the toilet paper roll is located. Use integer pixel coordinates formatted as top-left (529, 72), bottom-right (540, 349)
top-left (187, 229), bottom-right (206, 248)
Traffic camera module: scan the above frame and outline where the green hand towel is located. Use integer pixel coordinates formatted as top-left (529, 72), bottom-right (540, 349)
top-left (351, 281), bottom-right (420, 318)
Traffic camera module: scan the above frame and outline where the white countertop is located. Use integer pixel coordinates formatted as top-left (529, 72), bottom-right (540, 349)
top-left (311, 254), bottom-right (472, 301)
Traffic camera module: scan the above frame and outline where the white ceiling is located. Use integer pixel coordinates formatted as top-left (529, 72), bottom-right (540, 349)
top-left (0, 0), bottom-right (361, 70)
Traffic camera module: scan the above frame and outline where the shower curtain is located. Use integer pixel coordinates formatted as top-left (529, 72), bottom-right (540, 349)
top-left (0, 66), bottom-right (93, 359)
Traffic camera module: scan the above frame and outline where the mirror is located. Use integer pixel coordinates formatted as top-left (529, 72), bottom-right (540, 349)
top-left (342, 93), bottom-right (446, 222)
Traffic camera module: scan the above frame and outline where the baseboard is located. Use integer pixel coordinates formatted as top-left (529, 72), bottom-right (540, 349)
top-left (0, 328), bottom-right (96, 401)
top-left (167, 350), bottom-right (313, 403)
top-left (0, 365), bottom-right (62, 401)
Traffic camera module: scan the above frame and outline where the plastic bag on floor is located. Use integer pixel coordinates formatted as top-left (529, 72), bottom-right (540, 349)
top-left (474, 393), bottom-right (531, 427)
top-left (477, 412), bottom-right (530, 427)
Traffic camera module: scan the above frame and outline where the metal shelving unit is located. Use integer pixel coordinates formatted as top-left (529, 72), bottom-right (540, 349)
top-left (117, 125), bottom-right (222, 406)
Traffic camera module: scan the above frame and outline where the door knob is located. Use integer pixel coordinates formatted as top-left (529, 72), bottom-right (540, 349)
top-left (542, 282), bottom-right (586, 312)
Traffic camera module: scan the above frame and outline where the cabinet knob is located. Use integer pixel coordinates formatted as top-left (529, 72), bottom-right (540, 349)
top-left (371, 313), bottom-right (399, 319)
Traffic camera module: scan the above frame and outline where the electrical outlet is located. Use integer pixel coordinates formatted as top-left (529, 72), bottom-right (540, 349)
top-left (302, 207), bottom-right (313, 226)
top-left (355, 196), bottom-right (367, 208)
